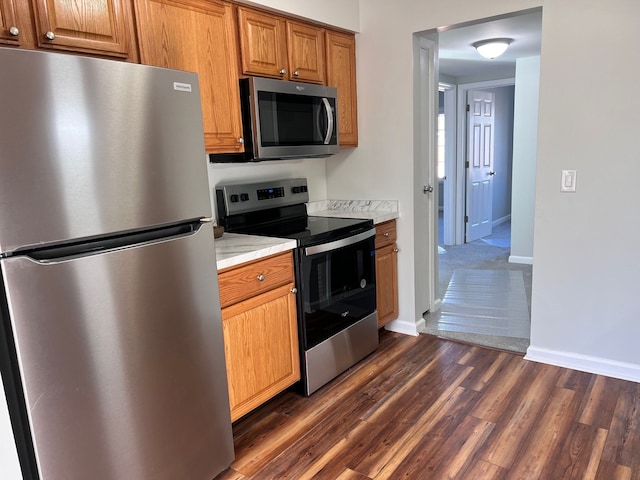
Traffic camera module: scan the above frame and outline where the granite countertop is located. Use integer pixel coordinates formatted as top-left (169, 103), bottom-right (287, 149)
top-left (214, 233), bottom-right (297, 270)
top-left (306, 200), bottom-right (399, 224)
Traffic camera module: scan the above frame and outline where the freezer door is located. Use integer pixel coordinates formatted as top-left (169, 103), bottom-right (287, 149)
top-left (0, 226), bottom-right (234, 480)
top-left (0, 47), bottom-right (211, 253)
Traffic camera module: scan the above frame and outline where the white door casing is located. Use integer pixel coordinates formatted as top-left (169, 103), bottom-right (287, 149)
top-left (465, 90), bottom-right (495, 243)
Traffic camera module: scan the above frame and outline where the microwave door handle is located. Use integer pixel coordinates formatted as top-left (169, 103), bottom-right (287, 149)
top-left (322, 98), bottom-right (334, 145)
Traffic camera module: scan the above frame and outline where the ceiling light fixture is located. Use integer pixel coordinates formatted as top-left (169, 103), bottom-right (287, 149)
top-left (473, 38), bottom-right (513, 59)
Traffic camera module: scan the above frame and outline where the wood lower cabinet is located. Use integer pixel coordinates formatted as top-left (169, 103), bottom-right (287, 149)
top-left (375, 220), bottom-right (399, 327)
top-left (31, 0), bottom-right (137, 59)
top-left (218, 252), bottom-right (300, 422)
top-left (326, 30), bottom-right (358, 147)
top-left (135, 0), bottom-right (244, 154)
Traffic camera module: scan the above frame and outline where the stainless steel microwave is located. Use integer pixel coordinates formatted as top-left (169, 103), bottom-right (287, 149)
top-left (210, 77), bottom-right (339, 162)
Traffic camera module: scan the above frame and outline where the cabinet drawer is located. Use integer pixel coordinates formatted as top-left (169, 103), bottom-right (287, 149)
top-left (375, 220), bottom-right (397, 249)
top-left (218, 252), bottom-right (294, 308)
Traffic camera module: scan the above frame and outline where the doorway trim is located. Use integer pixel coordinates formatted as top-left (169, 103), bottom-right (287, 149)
top-left (453, 78), bottom-right (515, 245)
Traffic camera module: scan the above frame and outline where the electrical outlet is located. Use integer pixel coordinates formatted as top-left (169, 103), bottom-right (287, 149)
top-left (561, 170), bottom-right (577, 192)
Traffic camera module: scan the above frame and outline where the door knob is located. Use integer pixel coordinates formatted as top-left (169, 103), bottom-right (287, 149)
top-left (489, 171), bottom-right (496, 176)
top-left (423, 185), bottom-right (434, 193)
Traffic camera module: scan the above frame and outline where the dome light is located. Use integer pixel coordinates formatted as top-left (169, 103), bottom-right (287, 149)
top-left (473, 38), bottom-right (513, 59)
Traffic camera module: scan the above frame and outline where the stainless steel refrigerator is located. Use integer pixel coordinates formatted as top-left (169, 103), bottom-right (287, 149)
top-left (0, 47), bottom-right (234, 479)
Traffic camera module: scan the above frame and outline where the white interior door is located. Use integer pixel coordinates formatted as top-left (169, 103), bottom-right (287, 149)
top-left (465, 90), bottom-right (495, 243)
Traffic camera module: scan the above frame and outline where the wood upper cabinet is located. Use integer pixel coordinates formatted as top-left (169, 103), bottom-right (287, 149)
top-left (218, 252), bottom-right (300, 422)
top-left (30, 0), bottom-right (136, 59)
top-left (326, 30), bottom-right (358, 147)
top-left (135, 0), bottom-right (244, 154)
top-left (236, 6), bottom-right (287, 79)
top-left (0, 0), bottom-right (30, 47)
top-left (375, 220), bottom-right (399, 327)
top-left (237, 6), bottom-right (325, 84)
top-left (286, 20), bottom-right (324, 84)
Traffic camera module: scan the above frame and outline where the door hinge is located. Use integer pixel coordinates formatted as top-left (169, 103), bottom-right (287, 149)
top-left (465, 161), bottom-right (470, 169)
top-left (466, 104), bottom-right (470, 112)
top-left (464, 215), bottom-right (469, 223)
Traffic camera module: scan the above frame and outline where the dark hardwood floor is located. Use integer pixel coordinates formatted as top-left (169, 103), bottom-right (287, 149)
top-left (216, 331), bottom-right (640, 479)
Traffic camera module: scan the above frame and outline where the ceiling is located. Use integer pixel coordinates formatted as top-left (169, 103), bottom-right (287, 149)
top-left (438, 10), bottom-right (542, 81)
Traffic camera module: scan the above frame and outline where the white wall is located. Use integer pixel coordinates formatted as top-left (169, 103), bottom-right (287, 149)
top-left (235, 0), bottom-right (360, 32)
top-left (327, 0), bottom-right (640, 380)
top-left (510, 56), bottom-right (540, 263)
top-left (326, 0), bottom-right (541, 333)
top-left (0, 371), bottom-right (21, 479)
top-left (526, 0), bottom-right (640, 380)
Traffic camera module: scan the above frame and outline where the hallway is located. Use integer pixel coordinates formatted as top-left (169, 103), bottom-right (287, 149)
top-left (422, 218), bottom-right (532, 353)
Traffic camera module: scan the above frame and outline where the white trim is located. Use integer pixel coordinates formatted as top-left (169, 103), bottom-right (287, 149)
top-left (442, 86), bottom-right (457, 246)
top-left (493, 214), bottom-right (511, 227)
top-left (385, 318), bottom-right (419, 337)
top-left (509, 255), bottom-right (533, 265)
top-left (525, 346), bottom-right (640, 383)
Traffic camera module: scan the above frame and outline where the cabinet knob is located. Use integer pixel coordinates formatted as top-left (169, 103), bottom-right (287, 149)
top-left (279, 68), bottom-right (286, 75)
top-left (9, 26), bottom-right (19, 37)
top-left (237, 137), bottom-right (244, 144)
top-left (45, 31), bottom-right (55, 41)
top-left (384, 232), bottom-right (390, 237)
top-left (393, 248), bottom-right (399, 253)
top-left (257, 274), bottom-right (265, 282)
top-left (293, 70), bottom-right (300, 77)
top-left (290, 287), bottom-right (298, 294)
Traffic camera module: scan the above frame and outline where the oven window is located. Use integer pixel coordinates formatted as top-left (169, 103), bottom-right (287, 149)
top-left (257, 91), bottom-right (335, 147)
top-left (299, 237), bottom-right (376, 349)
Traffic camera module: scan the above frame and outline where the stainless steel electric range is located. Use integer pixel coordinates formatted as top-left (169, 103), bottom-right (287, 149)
top-left (216, 178), bottom-right (379, 395)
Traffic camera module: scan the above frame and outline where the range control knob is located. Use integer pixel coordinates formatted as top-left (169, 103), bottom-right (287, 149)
top-left (230, 194), bottom-right (239, 203)
top-left (240, 193), bottom-right (250, 201)
top-left (301, 185), bottom-right (308, 192)
top-left (292, 186), bottom-right (301, 194)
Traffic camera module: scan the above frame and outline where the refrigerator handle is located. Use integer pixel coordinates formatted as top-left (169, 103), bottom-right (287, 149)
top-left (20, 220), bottom-right (208, 263)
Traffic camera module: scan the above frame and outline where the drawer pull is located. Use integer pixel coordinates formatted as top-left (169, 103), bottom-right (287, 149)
top-left (394, 248), bottom-right (399, 253)
top-left (384, 232), bottom-right (390, 237)
top-left (291, 287), bottom-right (298, 294)
top-left (257, 274), bottom-right (265, 281)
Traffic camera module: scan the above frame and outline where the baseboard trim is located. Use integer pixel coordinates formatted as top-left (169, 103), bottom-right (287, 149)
top-left (525, 346), bottom-right (640, 383)
top-left (384, 318), bottom-right (419, 336)
top-left (509, 255), bottom-right (533, 265)
top-left (493, 214), bottom-right (511, 227)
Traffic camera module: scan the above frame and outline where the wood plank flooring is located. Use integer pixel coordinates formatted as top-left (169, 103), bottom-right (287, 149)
top-left (215, 331), bottom-right (640, 480)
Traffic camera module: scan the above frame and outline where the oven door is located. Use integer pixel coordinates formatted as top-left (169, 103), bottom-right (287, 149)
top-left (297, 229), bottom-right (376, 350)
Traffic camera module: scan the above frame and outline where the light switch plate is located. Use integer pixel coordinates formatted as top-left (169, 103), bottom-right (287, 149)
top-left (561, 170), bottom-right (577, 192)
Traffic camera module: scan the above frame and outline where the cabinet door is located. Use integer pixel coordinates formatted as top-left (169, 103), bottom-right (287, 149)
top-left (30, 0), bottom-right (134, 58)
top-left (237, 6), bottom-right (287, 79)
top-left (286, 20), bottom-right (325, 84)
top-left (326, 30), bottom-right (358, 147)
top-left (376, 243), bottom-right (399, 327)
top-left (222, 283), bottom-right (300, 422)
top-left (0, 0), bottom-right (33, 48)
top-left (135, 0), bottom-right (244, 154)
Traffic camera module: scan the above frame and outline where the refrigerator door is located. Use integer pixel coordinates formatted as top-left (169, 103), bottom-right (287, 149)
top-left (0, 47), bottom-right (211, 254)
top-left (0, 225), bottom-right (234, 480)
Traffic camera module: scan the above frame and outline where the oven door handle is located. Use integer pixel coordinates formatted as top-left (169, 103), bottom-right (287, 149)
top-left (304, 228), bottom-right (376, 256)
